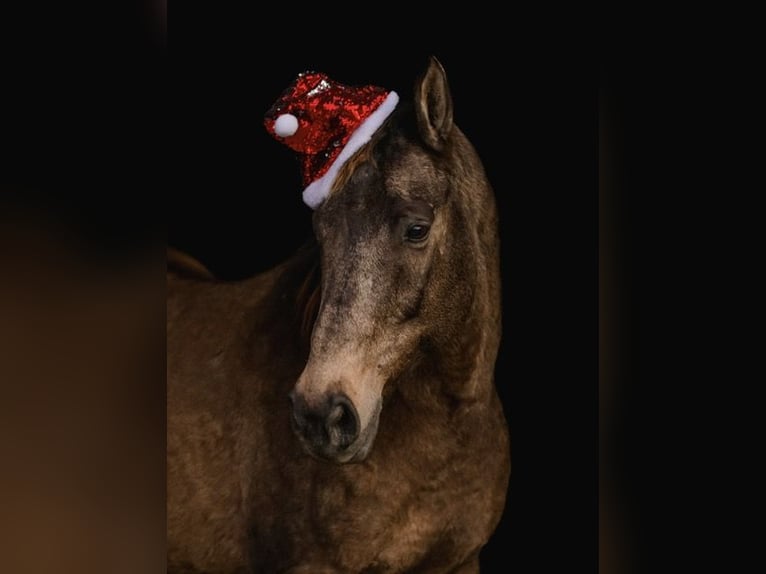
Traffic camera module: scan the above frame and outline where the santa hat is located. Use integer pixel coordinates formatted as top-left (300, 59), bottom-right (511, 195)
top-left (264, 71), bottom-right (399, 209)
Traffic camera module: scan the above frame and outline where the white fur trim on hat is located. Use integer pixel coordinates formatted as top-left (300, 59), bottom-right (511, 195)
top-left (302, 91), bottom-right (399, 209)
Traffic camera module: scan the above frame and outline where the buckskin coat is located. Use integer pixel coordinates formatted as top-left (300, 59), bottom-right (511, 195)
top-left (167, 57), bottom-right (510, 574)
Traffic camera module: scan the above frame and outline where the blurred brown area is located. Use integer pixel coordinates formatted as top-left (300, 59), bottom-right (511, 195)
top-left (0, 205), bottom-right (166, 574)
top-left (0, 1), bottom-right (167, 566)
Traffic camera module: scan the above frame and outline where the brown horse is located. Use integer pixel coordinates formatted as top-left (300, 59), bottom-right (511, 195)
top-left (167, 57), bottom-right (510, 573)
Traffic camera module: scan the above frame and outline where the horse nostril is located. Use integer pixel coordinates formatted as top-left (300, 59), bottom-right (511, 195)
top-left (290, 391), bottom-right (360, 453)
top-left (326, 393), bottom-right (359, 450)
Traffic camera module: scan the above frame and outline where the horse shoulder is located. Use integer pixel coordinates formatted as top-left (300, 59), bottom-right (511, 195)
top-left (166, 277), bottom-right (260, 574)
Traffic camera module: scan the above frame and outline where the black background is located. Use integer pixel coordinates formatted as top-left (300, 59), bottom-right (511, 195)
top-left (2, 6), bottom-right (598, 572)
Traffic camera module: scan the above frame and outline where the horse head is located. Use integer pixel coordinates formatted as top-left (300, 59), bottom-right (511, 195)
top-left (281, 58), bottom-right (500, 464)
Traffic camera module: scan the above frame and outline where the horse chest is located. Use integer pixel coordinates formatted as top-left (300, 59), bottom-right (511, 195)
top-left (292, 454), bottom-right (489, 572)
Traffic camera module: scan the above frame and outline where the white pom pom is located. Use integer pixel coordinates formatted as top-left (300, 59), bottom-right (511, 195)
top-left (274, 113), bottom-right (299, 137)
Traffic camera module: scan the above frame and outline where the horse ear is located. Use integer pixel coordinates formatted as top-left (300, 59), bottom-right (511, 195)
top-left (414, 56), bottom-right (454, 151)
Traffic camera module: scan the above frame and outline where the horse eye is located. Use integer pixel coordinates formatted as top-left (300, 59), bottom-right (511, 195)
top-left (405, 223), bottom-right (430, 243)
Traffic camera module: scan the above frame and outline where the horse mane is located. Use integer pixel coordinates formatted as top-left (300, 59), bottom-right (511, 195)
top-left (294, 243), bottom-right (321, 343)
top-left (166, 237), bottom-right (319, 344)
top-left (327, 138), bottom-right (377, 199)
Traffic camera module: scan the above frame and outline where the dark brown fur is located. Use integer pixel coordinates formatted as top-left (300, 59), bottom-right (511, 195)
top-left (167, 58), bottom-right (510, 574)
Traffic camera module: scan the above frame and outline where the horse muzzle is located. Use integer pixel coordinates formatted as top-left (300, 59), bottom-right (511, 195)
top-left (288, 389), bottom-right (380, 464)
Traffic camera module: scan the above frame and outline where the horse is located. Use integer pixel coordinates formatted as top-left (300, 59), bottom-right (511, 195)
top-left (167, 57), bottom-right (511, 573)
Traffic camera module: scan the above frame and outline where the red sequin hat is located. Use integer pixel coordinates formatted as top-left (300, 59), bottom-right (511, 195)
top-left (264, 72), bottom-right (399, 209)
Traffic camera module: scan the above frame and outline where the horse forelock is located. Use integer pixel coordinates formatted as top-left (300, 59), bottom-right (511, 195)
top-left (295, 254), bottom-right (321, 343)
